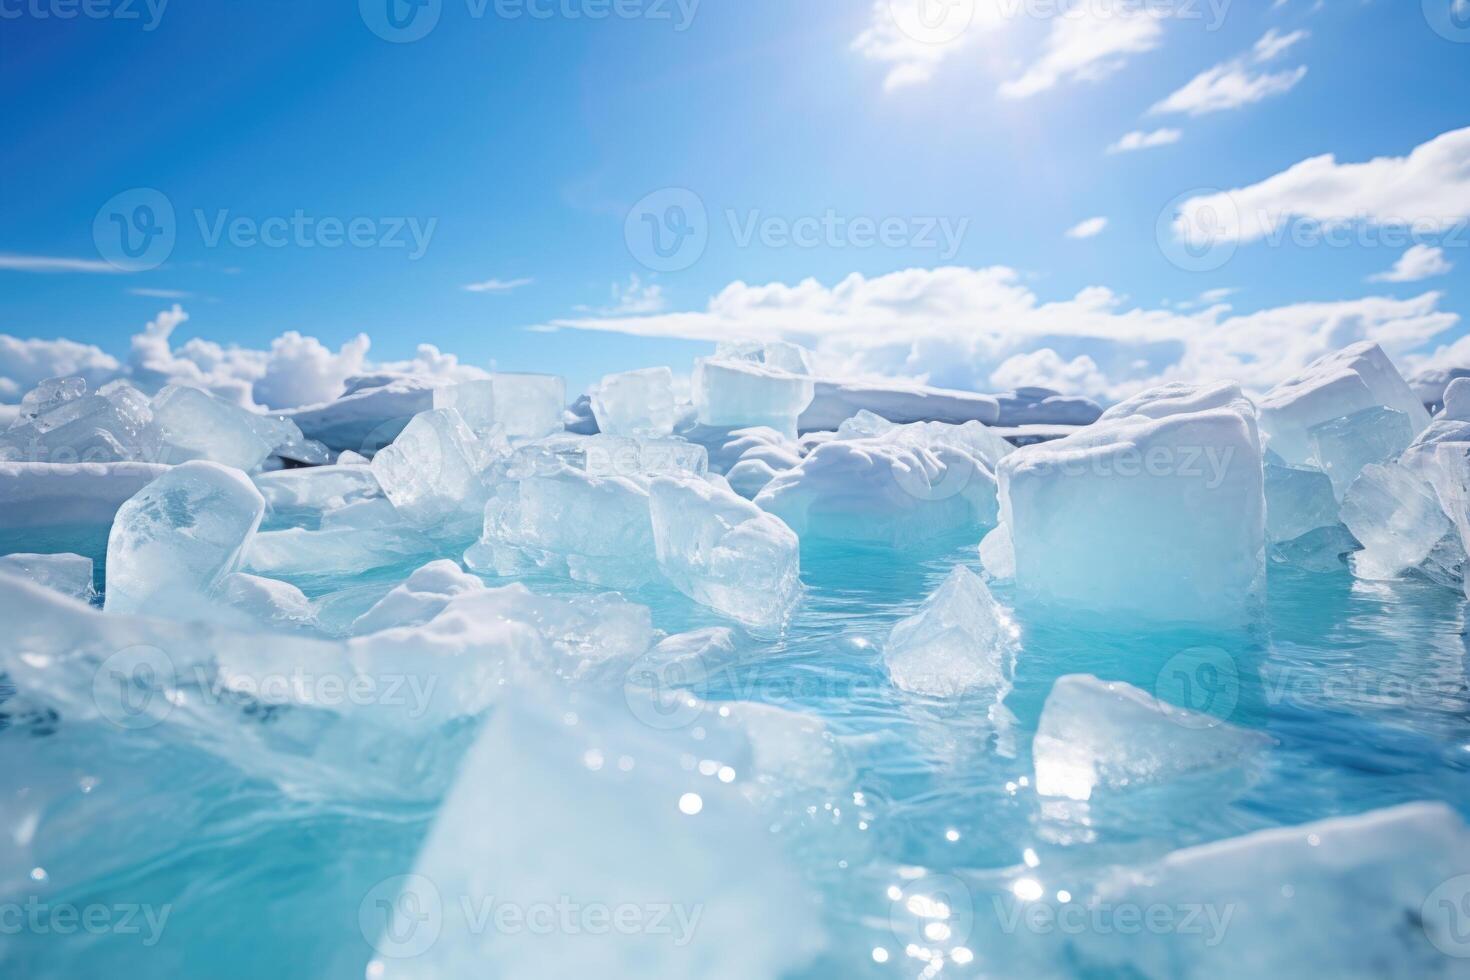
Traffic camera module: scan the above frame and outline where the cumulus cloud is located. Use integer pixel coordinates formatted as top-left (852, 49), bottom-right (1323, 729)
top-left (1107, 128), bottom-right (1181, 154)
top-left (254, 331), bottom-right (372, 410)
top-left (127, 306), bottom-right (265, 406)
top-left (1000, 1), bottom-right (1166, 100)
top-left (576, 275), bottom-right (667, 316)
top-left (1066, 216), bottom-right (1109, 239)
top-left (0, 307), bottom-right (493, 408)
top-left (1370, 244), bottom-right (1454, 284)
top-left (0, 335), bottom-right (121, 402)
top-left (1171, 125), bottom-right (1470, 247)
top-left (1151, 29), bottom-right (1307, 117)
top-left (989, 349), bottom-right (1110, 395)
top-left (374, 344), bottom-right (493, 385)
top-left (547, 264), bottom-right (1460, 402)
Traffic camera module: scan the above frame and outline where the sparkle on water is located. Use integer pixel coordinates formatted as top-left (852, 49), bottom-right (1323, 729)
top-left (3, 523), bottom-right (1469, 978)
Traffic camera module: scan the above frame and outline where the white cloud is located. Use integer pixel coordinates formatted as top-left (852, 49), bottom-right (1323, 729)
top-left (1370, 244), bottom-right (1454, 284)
top-left (577, 274), bottom-right (667, 316)
top-left (127, 305), bottom-right (265, 406)
top-left (1252, 27), bottom-right (1308, 62)
top-left (254, 331), bottom-right (372, 410)
top-left (547, 264), bottom-right (1459, 402)
top-left (1, 308), bottom-right (493, 408)
top-left (851, 0), bottom-right (1004, 91)
top-left (0, 335), bottom-right (121, 401)
top-left (0, 254), bottom-right (128, 274)
top-left (1199, 287), bottom-right (1238, 304)
top-left (1107, 128), bottom-right (1182, 153)
top-left (1172, 126), bottom-right (1470, 247)
top-left (989, 349), bottom-right (1110, 395)
top-left (1151, 29), bottom-right (1307, 116)
top-left (1066, 217), bottom-right (1109, 239)
top-left (463, 277), bottom-right (533, 294)
top-left (1000, 1), bottom-right (1166, 100)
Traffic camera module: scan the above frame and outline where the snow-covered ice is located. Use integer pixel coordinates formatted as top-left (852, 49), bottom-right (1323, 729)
top-left (216, 571), bottom-right (318, 632)
top-left (998, 383), bottom-right (1265, 623)
top-left (1258, 342), bottom-right (1430, 466)
top-left (798, 378), bottom-right (1000, 433)
top-left (1443, 377), bottom-right (1470, 422)
top-left (756, 435), bottom-right (999, 548)
top-left (285, 376), bottom-right (434, 453)
top-left (0, 461), bottom-right (169, 528)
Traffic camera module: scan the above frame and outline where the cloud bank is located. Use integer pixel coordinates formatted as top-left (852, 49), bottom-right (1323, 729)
top-left (548, 264), bottom-right (1461, 403)
top-left (0, 306), bottom-right (492, 410)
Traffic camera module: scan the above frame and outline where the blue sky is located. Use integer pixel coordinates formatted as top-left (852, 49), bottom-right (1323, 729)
top-left (2, 0), bottom-right (1468, 402)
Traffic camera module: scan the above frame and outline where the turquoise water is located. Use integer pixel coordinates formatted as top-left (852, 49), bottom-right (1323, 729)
top-left (3, 526), bottom-right (1469, 977)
